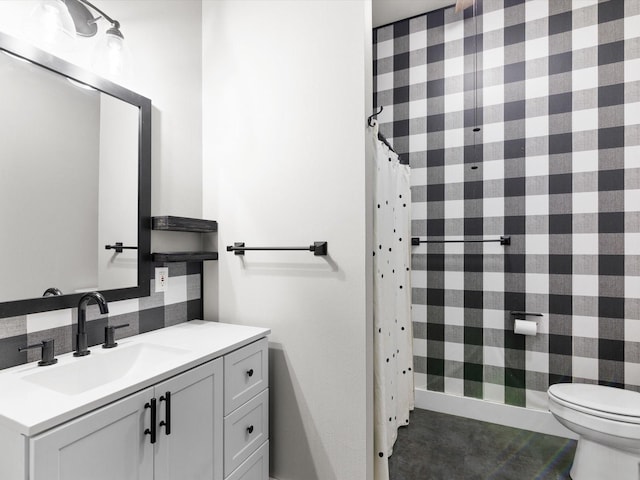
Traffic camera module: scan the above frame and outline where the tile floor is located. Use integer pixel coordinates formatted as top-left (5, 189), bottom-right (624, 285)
top-left (388, 409), bottom-right (577, 480)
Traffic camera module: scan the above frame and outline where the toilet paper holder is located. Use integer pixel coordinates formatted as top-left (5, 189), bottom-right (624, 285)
top-left (510, 311), bottom-right (543, 322)
top-left (511, 312), bottom-right (543, 336)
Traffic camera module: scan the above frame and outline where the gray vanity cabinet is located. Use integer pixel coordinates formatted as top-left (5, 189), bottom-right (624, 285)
top-left (0, 328), bottom-right (270, 480)
top-left (223, 338), bottom-right (269, 480)
top-left (154, 359), bottom-right (223, 480)
top-left (31, 386), bottom-right (156, 479)
top-left (30, 359), bottom-right (224, 480)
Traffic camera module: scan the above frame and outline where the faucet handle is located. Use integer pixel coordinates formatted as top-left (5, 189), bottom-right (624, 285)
top-left (102, 323), bottom-right (130, 349)
top-left (18, 339), bottom-right (58, 366)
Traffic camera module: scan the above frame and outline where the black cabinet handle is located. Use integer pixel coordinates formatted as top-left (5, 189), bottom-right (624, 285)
top-left (159, 391), bottom-right (171, 435)
top-left (246, 368), bottom-right (254, 377)
top-left (247, 425), bottom-right (254, 434)
top-left (144, 398), bottom-right (157, 444)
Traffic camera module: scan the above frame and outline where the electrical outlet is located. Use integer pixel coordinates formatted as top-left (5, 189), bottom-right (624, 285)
top-left (155, 267), bottom-right (168, 293)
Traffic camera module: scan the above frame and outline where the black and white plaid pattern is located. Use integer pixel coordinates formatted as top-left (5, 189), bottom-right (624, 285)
top-left (374, 0), bottom-right (640, 410)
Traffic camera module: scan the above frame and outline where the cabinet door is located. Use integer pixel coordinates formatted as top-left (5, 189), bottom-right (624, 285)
top-left (154, 358), bottom-right (223, 480)
top-left (30, 387), bottom-right (154, 480)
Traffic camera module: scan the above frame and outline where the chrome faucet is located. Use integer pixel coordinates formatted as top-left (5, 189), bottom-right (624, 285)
top-left (74, 291), bottom-right (109, 357)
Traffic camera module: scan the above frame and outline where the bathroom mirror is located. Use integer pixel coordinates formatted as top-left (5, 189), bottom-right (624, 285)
top-left (0, 32), bottom-right (151, 317)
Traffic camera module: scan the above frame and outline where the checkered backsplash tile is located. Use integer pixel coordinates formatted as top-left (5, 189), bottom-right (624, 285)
top-left (374, 0), bottom-right (640, 410)
top-left (0, 262), bottom-right (203, 369)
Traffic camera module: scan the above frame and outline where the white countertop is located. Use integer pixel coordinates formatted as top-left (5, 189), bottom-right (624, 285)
top-left (0, 320), bottom-right (270, 436)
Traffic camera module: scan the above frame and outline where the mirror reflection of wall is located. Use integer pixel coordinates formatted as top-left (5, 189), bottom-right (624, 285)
top-left (0, 50), bottom-right (138, 302)
top-left (97, 93), bottom-right (138, 291)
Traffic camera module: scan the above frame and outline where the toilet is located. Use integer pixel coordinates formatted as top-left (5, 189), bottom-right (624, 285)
top-left (548, 383), bottom-right (640, 480)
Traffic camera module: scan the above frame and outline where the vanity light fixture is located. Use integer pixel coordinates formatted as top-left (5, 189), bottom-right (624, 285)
top-left (26, 0), bottom-right (132, 80)
top-left (24, 0), bottom-right (76, 51)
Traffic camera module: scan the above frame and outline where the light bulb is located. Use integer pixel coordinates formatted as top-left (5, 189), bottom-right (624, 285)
top-left (24, 0), bottom-right (76, 52)
top-left (92, 28), bottom-right (132, 82)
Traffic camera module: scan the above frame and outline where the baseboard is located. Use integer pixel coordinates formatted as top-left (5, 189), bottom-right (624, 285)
top-left (414, 387), bottom-right (578, 440)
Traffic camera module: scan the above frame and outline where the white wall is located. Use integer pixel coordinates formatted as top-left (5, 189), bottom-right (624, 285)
top-left (202, 1), bottom-right (373, 479)
top-left (98, 94), bottom-right (139, 290)
top-left (0, 0), bottom-right (204, 256)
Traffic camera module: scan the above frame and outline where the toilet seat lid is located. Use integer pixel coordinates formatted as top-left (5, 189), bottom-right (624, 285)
top-left (549, 383), bottom-right (640, 419)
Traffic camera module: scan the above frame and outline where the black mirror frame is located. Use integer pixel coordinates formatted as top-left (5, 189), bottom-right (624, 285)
top-left (0, 32), bottom-right (151, 318)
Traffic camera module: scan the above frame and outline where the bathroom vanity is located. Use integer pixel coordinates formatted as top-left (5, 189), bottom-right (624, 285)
top-left (0, 321), bottom-right (270, 480)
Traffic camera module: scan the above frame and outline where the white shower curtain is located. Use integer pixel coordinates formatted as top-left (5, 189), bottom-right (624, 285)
top-left (370, 121), bottom-right (414, 480)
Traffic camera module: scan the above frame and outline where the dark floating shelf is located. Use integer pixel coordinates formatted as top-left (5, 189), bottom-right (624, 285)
top-left (152, 216), bottom-right (218, 262)
top-left (152, 216), bottom-right (218, 233)
top-left (152, 251), bottom-right (219, 262)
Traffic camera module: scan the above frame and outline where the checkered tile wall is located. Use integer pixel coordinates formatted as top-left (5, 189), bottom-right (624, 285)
top-left (0, 262), bottom-right (203, 370)
top-left (374, 0), bottom-right (640, 410)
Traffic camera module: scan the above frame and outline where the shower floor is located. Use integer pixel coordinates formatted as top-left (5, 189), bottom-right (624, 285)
top-left (388, 408), bottom-right (576, 480)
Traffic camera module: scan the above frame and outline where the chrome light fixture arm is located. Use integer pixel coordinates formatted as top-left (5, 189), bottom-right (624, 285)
top-left (64, 0), bottom-right (124, 38)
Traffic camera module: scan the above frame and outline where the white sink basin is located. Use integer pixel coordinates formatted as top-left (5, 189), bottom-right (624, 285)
top-left (22, 343), bottom-right (188, 395)
top-left (0, 320), bottom-right (270, 436)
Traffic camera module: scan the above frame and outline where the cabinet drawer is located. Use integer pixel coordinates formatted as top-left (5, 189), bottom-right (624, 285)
top-left (224, 337), bottom-right (268, 415)
top-left (225, 440), bottom-right (269, 480)
top-left (224, 388), bottom-right (269, 476)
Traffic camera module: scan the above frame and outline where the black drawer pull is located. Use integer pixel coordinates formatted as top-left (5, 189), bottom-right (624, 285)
top-left (247, 425), bottom-right (254, 434)
top-left (246, 368), bottom-right (254, 377)
top-left (159, 391), bottom-right (171, 435)
top-left (144, 398), bottom-right (157, 444)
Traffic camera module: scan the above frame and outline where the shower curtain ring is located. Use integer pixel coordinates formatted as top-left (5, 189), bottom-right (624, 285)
top-left (368, 105), bottom-right (384, 127)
